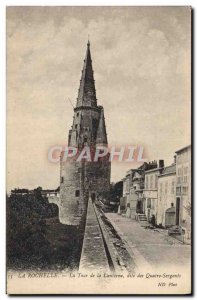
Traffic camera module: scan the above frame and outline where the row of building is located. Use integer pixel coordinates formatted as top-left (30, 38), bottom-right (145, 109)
top-left (119, 145), bottom-right (191, 240)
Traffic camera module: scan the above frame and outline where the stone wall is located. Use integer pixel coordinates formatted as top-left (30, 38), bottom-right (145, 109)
top-left (79, 197), bottom-right (110, 272)
top-left (59, 155), bottom-right (110, 226)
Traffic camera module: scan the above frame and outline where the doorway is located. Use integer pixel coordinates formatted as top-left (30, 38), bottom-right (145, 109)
top-left (176, 197), bottom-right (180, 225)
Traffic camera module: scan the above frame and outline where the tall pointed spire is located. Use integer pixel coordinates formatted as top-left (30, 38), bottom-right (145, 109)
top-left (96, 107), bottom-right (108, 146)
top-left (76, 41), bottom-right (97, 107)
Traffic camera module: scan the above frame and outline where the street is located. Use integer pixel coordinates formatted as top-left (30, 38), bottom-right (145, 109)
top-left (106, 213), bottom-right (191, 271)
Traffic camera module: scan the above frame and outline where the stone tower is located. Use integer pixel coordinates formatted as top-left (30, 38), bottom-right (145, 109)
top-left (59, 41), bottom-right (111, 226)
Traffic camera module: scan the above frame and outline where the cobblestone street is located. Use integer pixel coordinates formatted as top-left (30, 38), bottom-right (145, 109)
top-left (106, 213), bottom-right (191, 270)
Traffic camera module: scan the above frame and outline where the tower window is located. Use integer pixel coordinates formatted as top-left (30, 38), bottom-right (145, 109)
top-left (61, 176), bottom-right (64, 183)
top-left (75, 124), bottom-right (77, 129)
top-left (77, 112), bottom-right (79, 117)
top-left (75, 190), bottom-right (80, 197)
top-left (84, 137), bottom-right (87, 143)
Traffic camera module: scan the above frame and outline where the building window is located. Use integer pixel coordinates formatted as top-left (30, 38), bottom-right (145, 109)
top-left (165, 182), bottom-right (168, 194)
top-left (183, 175), bottom-right (188, 183)
top-left (146, 176), bottom-right (149, 189)
top-left (77, 112), bottom-right (79, 117)
top-left (178, 167), bottom-right (183, 176)
top-left (147, 198), bottom-right (151, 208)
top-left (75, 190), bottom-right (80, 197)
top-left (150, 175), bottom-right (153, 189)
top-left (171, 181), bottom-right (175, 194)
top-left (61, 176), bottom-right (64, 183)
top-left (182, 187), bottom-right (188, 195)
top-left (176, 186), bottom-right (181, 195)
top-left (75, 124), bottom-right (77, 129)
top-left (152, 199), bottom-right (155, 209)
top-left (84, 137), bottom-right (87, 143)
top-left (155, 174), bottom-right (158, 189)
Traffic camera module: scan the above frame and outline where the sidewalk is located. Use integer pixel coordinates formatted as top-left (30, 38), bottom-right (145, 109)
top-left (106, 213), bottom-right (191, 270)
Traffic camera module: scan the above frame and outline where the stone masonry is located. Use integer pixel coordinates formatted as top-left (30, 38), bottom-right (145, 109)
top-left (79, 197), bottom-right (110, 272)
top-left (59, 41), bottom-right (111, 226)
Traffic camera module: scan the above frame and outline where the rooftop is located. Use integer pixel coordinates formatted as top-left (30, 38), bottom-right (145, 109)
top-left (175, 145), bottom-right (191, 154)
top-left (159, 163), bottom-right (176, 177)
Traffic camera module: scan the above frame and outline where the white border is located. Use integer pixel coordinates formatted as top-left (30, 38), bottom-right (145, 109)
top-left (1, 1), bottom-right (195, 299)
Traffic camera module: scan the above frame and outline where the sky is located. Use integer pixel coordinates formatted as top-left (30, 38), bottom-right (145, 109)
top-left (7, 6), bottom-right (191, 190)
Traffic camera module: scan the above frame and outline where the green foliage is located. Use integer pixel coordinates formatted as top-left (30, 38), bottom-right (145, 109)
top-left (7, 188), bottom-right (83, 271)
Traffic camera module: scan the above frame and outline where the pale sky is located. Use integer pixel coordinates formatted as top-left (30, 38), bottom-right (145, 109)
top-left (7, 6), bottom-right (191, 190)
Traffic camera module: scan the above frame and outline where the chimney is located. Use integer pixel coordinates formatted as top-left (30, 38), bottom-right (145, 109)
top-left (159, 159), bottom-right (164, 169)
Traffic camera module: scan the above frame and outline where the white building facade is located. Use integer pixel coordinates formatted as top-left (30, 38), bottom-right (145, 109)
top-left (143, 160), bottom-right (164, 224)
top-left (175, 145), bottom-right (191, 240)
top-left (157, 164), bottom-right (176, 227)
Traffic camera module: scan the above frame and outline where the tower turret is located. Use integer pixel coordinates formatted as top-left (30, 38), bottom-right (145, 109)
top-left (60, 41), bottom-right (111, 226)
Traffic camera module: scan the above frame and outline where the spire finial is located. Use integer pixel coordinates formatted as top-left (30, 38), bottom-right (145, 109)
top-left (87, 34), bottom-right (90, 47)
